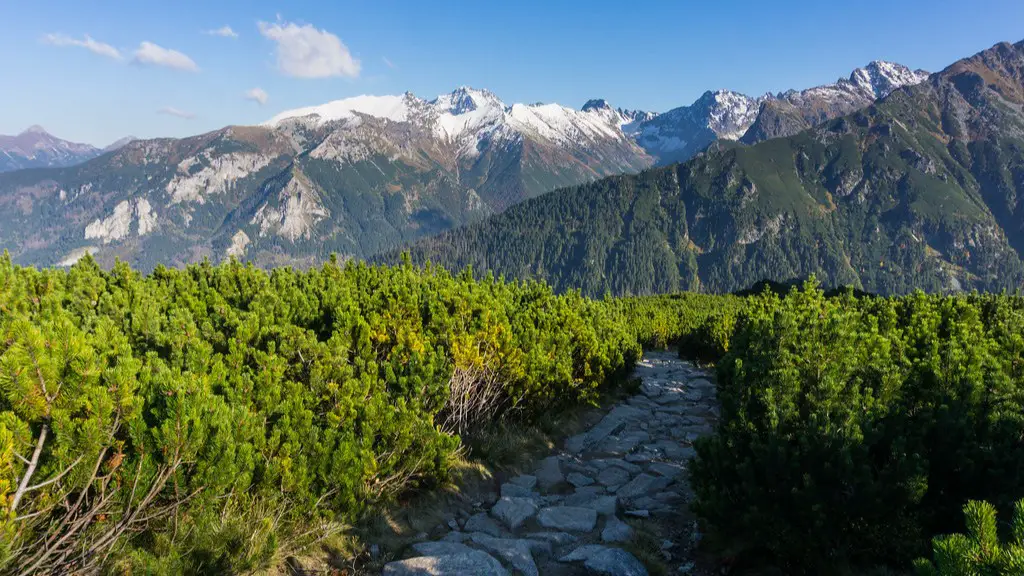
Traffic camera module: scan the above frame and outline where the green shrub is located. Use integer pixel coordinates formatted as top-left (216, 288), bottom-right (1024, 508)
top-left (0, 255), bottom-right (639, 573)
top-left (691, 279), bottom-right (1024, 573)
top-left (915, 500), bottom-right (1024, 575)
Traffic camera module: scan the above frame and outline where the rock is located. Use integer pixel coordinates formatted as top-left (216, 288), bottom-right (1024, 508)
top-left (625, 509), bottom-right (650, 518)
top-left (625, 451), bottom-right (657, 463)
top-left (648, 462), bottom-right (686, 480)
top-left (582, 495), bottom-right (618, 516)
top-left (564, 486), bottom-right (605, 506)
top-left (500, 482), bottom-right (535, 498)
top-left (601, 516), bottom-right (634, 542)
top-left (641, 381), bottom-right (662, 398)
top-left (441, 531), bottom-right (471, 543)
top-left (525, 531), bottom-right (578, 546)
top-left (469, 533), bottom-right (539, 576)
top-left (678, 561), bottom-right (695, 574)
top-left (382, 550), bottom-right (509, 575)
top-left (559, 544), bottom-right (608, 562)
top-left (491, 497), bottom-right (538, 530)
top-left (660, 539), bottom-right (674, 550)
top-left (537, 506), bottom-right (598, 532)
top-left (567, 472), bottom-right (595, 487)
top-left (370, 544), bottom-right (381, 560)
top-left (566, 434), bottom-right (588, 454)
top-left (411, 541), bottom-right (474, 556)
top-left (597, 430), bottom-right (651, 455)
top-left (535, 456), bottom-right (564, 491)
top-left (617, 474), bottom-right (672, 500)
top-left (508, 474), bottom-right (537, 490)
top-left (585, 547), bottom-right (649, 576)
top-left (446, 519), bottom-right (459, 530)
top-left (464, 512), bottom-right (502, 537)
top-left (585, 405), bottom-right (648, 449)
top-left (597, 465), bottom-right (632, 487)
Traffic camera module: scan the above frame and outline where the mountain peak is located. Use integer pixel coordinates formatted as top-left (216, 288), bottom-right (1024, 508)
top-left (21, 125), bottom-right (49, 136)
top-left (582, 98), bottom-right (612, 112)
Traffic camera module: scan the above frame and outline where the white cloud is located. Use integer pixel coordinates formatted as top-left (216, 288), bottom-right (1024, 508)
top-left (257, 20), bottom-right (360, 79)
top-left (42, 33), bottom-right (122, 60)
top-left (382, 56), bottom-right (396, 69)
top-left (133, 42), bottom-right (199, 72)
top-left (205, 26), bottom-right (238, 38)
top-left (157, 107), bottom-right (196, 119)
top-left (244, 87), bottom-right (268, 105)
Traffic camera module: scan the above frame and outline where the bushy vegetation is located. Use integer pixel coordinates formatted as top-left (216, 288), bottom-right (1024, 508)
top-left (914, 499), bottom-right (1024, 575)
top-left (690, 280), bottom-right (1024, 574)
top-left (0, 255), bottom-right (639, 574)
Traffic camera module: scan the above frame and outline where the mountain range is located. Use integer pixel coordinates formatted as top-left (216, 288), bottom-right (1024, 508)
top-left (390, 40), bottom-right (1024, 295)
top-left (0, 59), bottom-right (929, 272)
top-left (0, 126), bottom-right (134, 172)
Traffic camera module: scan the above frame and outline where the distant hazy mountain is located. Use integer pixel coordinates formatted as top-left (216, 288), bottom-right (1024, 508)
top-left (388, 41), bottom-right (1024, 296)
top-left (0, 126), bottom-right (136, 172)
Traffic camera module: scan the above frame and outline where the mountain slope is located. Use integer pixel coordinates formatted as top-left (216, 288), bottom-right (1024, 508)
top-left (389, 41), bottom-right (1024, 296)
top-left (0, 89), bottom-right (652, 270)
top-left (632, 61), bottom-right (929, 165)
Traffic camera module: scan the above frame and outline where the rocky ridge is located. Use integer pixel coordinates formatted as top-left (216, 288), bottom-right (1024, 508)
top-left (382, 350), bottom-right (716, 575)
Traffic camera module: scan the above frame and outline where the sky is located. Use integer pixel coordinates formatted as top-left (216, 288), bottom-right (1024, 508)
top-left (2, 0), bottom-right (1023, 146)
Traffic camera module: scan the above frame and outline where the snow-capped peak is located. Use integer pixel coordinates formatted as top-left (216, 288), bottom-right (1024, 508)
top-left (22, 125), bottom-right (49, 135)
top-left (431, 87), bottom-right (503, 115)
top-left (850, 61), bottom-right (930, 99)
top-left (263, 94), bottom-right (418, 127)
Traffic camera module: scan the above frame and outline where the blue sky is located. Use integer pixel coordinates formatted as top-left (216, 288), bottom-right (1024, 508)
top-left (2, 0), bottom-right (1022, 146)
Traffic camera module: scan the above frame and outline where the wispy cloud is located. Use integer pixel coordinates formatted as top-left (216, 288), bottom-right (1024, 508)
top-left (133, 42), bottom-right (199, 72)
top-left (382, 56), bottom-right (396, 69)
top-left (157, 107), bottom-right (196, 119)
top-left (244, 87), bottom-right (268, 105)
top-left (205, 26), bottom-right (238, 39)
top-left (42, 33), bottom-right (122, 60)
top-left (258, 20), bottom-right (360, 79)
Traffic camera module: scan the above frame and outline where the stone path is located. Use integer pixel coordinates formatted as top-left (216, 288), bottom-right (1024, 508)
top-left (382, 350), bottom-right (718, 576)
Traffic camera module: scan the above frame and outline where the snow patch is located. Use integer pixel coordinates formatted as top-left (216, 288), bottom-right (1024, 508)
top-left (263, 94), bottom-right (413, 127)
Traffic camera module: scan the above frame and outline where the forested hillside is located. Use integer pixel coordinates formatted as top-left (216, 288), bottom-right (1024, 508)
top-left (391, 40), bottom-right (1024, 296)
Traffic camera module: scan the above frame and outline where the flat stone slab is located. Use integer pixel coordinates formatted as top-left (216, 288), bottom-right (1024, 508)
top-left (585, 547), bottom-right (649, 575)
top-left (537, 506), bottom-right (598, 532)
top-left (382, 550), bottom-right (510, 575)
top-left (535, 456), bottom-right (564, 491)
top-left (647, 462), bottom-right (686, 479)
top-left (500, 482), bottom-right (535, 498)
top-left (469, 533), bottom-right (539, 576)
top-left (567, 472), bottom-right (595, 487)
top-left (464, 512), bottom-right (502, 537)
top-left (617, 473), bottom-right (672, 500)
top-left (491, 496), bottom-right (538, 530)
top-left (508, 474), bottom-right (537, 490)
top-left (597, 465), bottom-right (632, 487)
top-left (601, 516), bottom-right (634, 542)
top-left (559, 544), bottom-right (608, 562)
